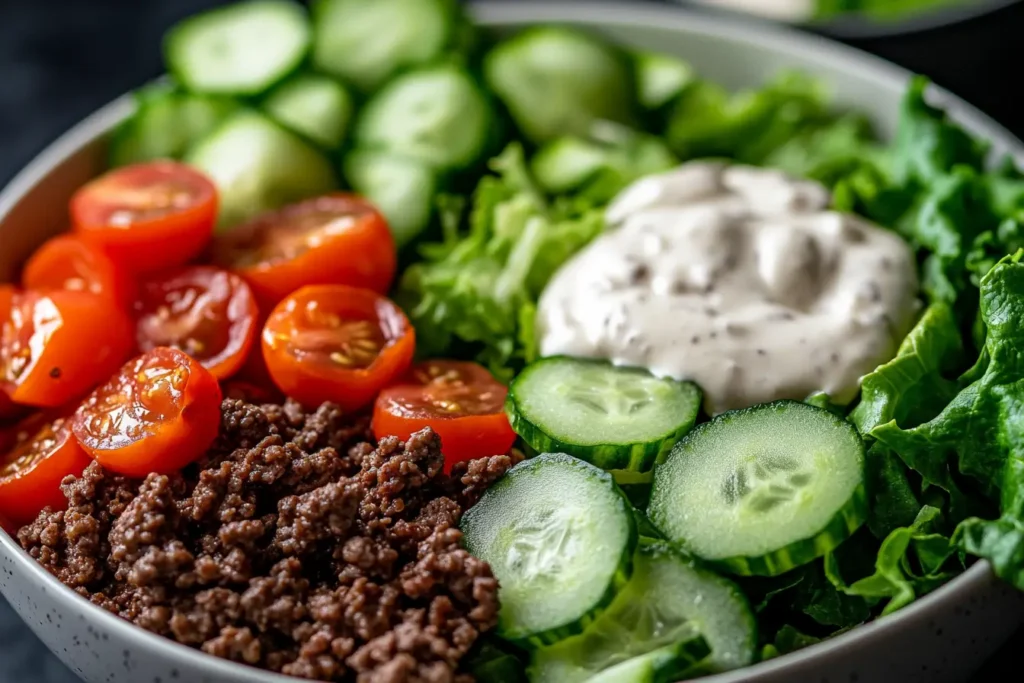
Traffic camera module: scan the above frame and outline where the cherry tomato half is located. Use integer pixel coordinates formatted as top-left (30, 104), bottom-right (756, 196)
top-left (70, 161), bottom-right (217, 274)
top-left (262, 285), bottom-right (414, 411)
top-left (0, 413), bottom-right (92, 524)
top-left (135, 266), bottom-right (258, 380)
top-left (373, 361), bottom-right (516, 469)
top-left (211, 194), bottom-right (396, 307)
top-left (0, 290), bottom-right (133, 408)
top-left (71, 347), bottom-right (222, 477)
top-left (21, 234), bottom-right (134, 306)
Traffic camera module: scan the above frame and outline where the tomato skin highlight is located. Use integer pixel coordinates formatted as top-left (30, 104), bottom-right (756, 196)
top-left (0, 290), bottom-right (134, 408)
top-left (0, 412), bottom-right (92, 525)
top-left (22, 234), bottom-right (135, 306)
top-left (262, 285), bottom-right (414, 412)
top-left (72, 348), bottom-right (222, 477)
top-left (134, 266), bottom-right (258, 380)
top-left (70, 161), bottom-right (217, 274)
top-left (373, 361), bottom-right (516, 470)
top-left (211, 194), bottom-right (396, 307)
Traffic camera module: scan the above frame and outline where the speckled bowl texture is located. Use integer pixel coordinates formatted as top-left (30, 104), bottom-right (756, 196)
top-left (2, 3), bottom-right (1024, 683)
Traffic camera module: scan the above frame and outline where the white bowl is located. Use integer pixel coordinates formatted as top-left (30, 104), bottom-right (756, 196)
top-left (681, 0), bottom-right (1022, 38)
top-left (2, 2), bottom-right (1023, 682)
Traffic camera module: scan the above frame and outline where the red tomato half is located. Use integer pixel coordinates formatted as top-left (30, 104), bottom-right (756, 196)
top-left (262, 285), bottom-right (414, 411)
top-left (21, 234), bottom-right (134, 306)
top-left (135, 266), bottom-right (258, 380)
top-left (373, 361), bottom-right (516, 469)
top-left (0, 290), bottom-right (133, 407)
top-left (70, 161), bottom-right (217, 274)
top-left (211, 194), bottom-right (396, 306)
top-left (71, 347), bottom-right (222, 477)
top-left (0, 413), bottom-right (92, 524)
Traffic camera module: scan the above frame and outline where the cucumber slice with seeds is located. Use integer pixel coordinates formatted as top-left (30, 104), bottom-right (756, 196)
top-left (484, 27), bottom-right (635, 143)
top-left (186, 111), bottom-right (337, 230)
top-left (165, 0), bottom-right (310, 96)
top-left (312, 0), bottom-right (456, 92)
top-left (529, 541), bottom-right (753, 683)
top-left (461, 453), bottom-right (637, 647)
top-left (649, 401), bottom-right (867, 576)
top-left (354, 64), bottom-right (494, 171)
top-left (507, 357), bottom-right (701, 472)
top-left (263, 73), bottom-right (354, 149)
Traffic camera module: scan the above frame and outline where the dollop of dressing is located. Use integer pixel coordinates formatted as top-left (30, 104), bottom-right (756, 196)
top-left (537, 162), bottom-right (920, 415)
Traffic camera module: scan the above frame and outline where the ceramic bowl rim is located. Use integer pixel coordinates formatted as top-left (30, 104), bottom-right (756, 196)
top-left (1, 2), bottom-right (1022, 681)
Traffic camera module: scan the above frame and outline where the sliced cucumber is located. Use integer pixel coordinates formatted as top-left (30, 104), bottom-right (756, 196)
top-left (460, 453), bottom-right (637, 647)
top-left (343, 150), bottom-right (439, 247)
top-left (587, 642), bottom-right (709, 683)
top-left (354, 64), bottom-right (493, 171)
top-left (109, 84), bottom-right (238, 167)
top-left (529, 541), bottom-right (754, 683)
top-left (635, 52), bottom-right (694, 111)
top-left (507, 357), bottom-right (701, 472)
top-left (263, 73), bottom-right (353, 149)
top-left (484, 27), bottom-right (635, 143)
top-left (312, 0), bottom-right (456, 92)
top-left (531, 130), bottom-right (678, 199)
top-left (531, 138), bottom-right (609, 195)
top-left (165, 0), bottom-right (310, 96)
top-left (185, 111), bottom-right (337, 230)
top-left (649, 401), bottom-right (867, 576)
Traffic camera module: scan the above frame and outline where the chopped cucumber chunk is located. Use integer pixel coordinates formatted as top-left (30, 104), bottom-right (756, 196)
top-left (354, 64), bottom-right (493, 171)
top-left (312, 0), bottom-right (455, 92)
top-left (185, 111), bottom-right (337, 230)
top-left (109, 84), bottom-right (238, 167)
top-left (263, 73), bottom-right (354, 149)
top-left (531, 127), bottom-right (678, 199)
top-left (507, 357), bottom-right (701, 472)
top-left (461, 453), bottom-right (637, 646)
top-left (531, 138), bottom-right (609, 195)
top-left (635, 52), bottom-right (695, 110)
top-left (484, 27), bottom-right (635, 143)
top-left (343, 150), bottom-right (439, 247)
top-left (165, 0), bottom-right (310, 96)
top-left (649, 401), bottom-right (867, 576)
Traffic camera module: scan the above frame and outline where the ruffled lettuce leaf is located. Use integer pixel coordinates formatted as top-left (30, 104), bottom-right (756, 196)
top-left (851, 302), bottom-right (964, 434)
top-left (873, 253), bottom-right (1024, 502)
top-left (825, 505), bottom-right (958, 615)
top-left (399, 143), bottom-right (603, 381)
top-left (665, 71), bottom-right (830, 164)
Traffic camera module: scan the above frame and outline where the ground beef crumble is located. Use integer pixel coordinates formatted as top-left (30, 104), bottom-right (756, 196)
top-left (18, 398), bottom-right (517, 682)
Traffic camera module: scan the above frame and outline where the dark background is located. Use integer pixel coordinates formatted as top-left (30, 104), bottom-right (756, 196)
top-left (0, 0), bottom-right (1021, 680)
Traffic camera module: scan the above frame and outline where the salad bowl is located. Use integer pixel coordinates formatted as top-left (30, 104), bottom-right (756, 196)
top-left (2, 2), bottom-right (1024, 683)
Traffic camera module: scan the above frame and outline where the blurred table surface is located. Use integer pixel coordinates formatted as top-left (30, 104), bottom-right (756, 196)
top-left (0, 0), bottom-right (1021, 681)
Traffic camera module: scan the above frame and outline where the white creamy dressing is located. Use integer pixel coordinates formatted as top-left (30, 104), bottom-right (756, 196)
top-left (537, 162), bottom-right (920, 415)
top-left (691, 0), bottom-right (815, 22)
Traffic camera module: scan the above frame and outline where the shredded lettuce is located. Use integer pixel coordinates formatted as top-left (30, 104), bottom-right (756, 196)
top-left (398, 143), bottom-right (603, 381)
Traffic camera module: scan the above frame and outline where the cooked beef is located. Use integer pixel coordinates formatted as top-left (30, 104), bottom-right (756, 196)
top-left (18, 398), bottom-right (515, 683)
